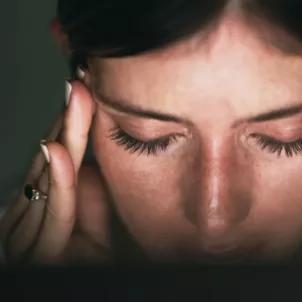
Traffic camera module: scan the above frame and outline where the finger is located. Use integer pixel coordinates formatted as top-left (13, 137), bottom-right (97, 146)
top-left (37, 142), bottom-right (52, 195)
top-left (8, 94), bottom-right (79, 255)
top-left (27, 113), bottom-right (64, 195)
top-left (32, 141), bottom-right (76, 262)
top-left (34, 80), bottom-right (93, 199)
top-left (60, 80), bottom-right (95, 176)
top-left (76, 66), bottom-right (85, 81)
top-left (7, 201), bottom-right (45, 262)
top-left (7, 140), bottom-right (57, 260)
top-left (7, 141), bottom-right (50, 259)
top-left (37, 77), bottom-right (93, 191)
top-left (26, 115), bottom-right (63, 183)
top-left (35, 79), bottom-right (94, 203)
top-left (0, 116), bottom-right (63, 244)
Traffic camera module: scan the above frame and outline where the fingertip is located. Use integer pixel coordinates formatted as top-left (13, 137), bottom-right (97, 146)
top-left (76, 66), bottom-right (85, 80)
top-left (40, 140), bottom-right (50, 163)
top-left (65, 80), bottom-right (72, 107)
top-left (69, 80), bottom-right (93, 102)
top-left (66, 80), bottom-right (95, 120)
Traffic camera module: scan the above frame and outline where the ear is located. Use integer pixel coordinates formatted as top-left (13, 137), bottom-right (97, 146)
top-left (50, 18), bottom-right (71, 58)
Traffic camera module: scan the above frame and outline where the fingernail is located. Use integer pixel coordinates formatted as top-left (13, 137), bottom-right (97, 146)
top-left (65, 80), bottom-right (72, 106)
top-left (77, 66), bottom-right (85, 80)
top-left (40, 140), bottom-right (50, 163)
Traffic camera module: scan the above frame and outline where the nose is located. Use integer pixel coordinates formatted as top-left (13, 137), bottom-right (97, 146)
top-left (185, 143), bottom-right (253, 241)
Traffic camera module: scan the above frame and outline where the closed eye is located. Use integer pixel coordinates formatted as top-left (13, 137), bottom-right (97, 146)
top-left (108, 127), bottom-right (180, 156)
top-left (251, 133), bottom-right (302, 157)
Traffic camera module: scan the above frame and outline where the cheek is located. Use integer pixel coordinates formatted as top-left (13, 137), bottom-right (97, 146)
top-left (92, 127), bottom-right (191, 211)
top-left (91, 112), bottom-right (199, 239)
top-left (249, 159), bottom-right (302, 235)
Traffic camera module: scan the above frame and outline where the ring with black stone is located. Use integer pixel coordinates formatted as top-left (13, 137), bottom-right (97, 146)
top-left (24, 184), bottom-right (48, 201)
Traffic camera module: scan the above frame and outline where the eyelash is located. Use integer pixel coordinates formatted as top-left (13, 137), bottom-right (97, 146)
top-left (109, 127), bottom-right (302, 158)
top-left (108, 127), bottom-right (179, 156)
top-left (252, 134), bottom-right (302, 157)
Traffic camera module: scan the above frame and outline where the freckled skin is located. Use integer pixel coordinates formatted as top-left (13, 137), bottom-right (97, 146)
top-left (88, 17), bottom-right (302, 262)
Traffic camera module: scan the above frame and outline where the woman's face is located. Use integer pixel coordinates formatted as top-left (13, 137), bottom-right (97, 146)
top-left (89, 18), bottom-right (302, 262)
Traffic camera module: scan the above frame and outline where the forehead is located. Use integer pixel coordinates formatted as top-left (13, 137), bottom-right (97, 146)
top-left (89, 18), bottom-right (302, 119)
top-left (90, 16), bottom-right (302, 81)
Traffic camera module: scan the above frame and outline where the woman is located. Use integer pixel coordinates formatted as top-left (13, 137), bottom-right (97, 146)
top-left (1, 0), bottom-right (302, 264)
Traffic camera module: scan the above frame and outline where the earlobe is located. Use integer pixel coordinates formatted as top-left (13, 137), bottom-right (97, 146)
top-left (50, 18), bottom-right (71, 58)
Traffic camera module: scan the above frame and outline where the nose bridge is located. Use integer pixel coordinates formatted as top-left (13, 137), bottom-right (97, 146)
top-left (195, 139), bottom-right (252, 239)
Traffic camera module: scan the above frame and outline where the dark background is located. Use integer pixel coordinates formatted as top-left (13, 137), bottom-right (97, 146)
top-left (0, 1), bottom-right (68, 211)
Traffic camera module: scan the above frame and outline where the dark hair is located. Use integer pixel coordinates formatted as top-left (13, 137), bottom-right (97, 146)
top-left (57, 0), bottom-right (302, 74)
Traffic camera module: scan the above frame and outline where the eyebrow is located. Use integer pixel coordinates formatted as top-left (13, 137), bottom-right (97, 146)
top-left (95, 93), bottom-right (192, 125)
top-left (245, 104), bottom-right (302, 123)
top-left (95, 93), bottom-right (302, 126)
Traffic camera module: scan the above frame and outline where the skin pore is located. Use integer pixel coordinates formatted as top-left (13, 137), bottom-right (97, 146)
top-left (74, 15), bottom-right (302, 262)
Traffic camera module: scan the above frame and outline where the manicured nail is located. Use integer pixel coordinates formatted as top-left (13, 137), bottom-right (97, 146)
top-left (65, 80), bottom-right (72, 106)
top-left (40, 140), bottom-right (50, 163)
top-left (77, 66), bottom-right (85, 80)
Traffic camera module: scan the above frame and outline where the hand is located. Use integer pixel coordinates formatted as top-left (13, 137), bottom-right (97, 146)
top-left (0, 80), bottom-right (95, 264)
